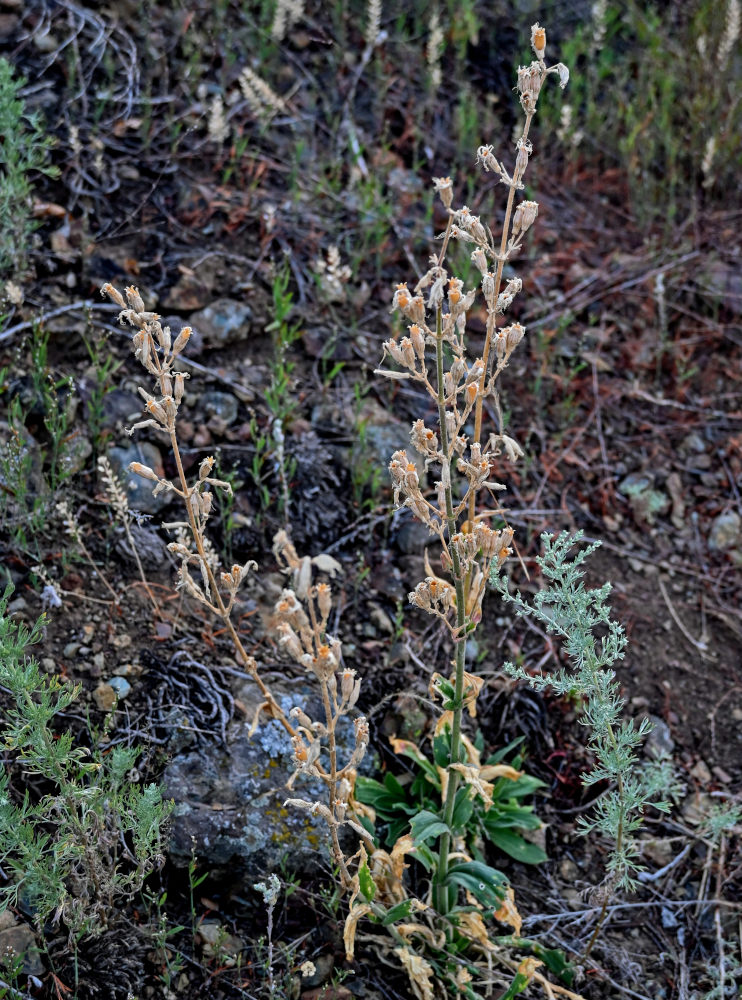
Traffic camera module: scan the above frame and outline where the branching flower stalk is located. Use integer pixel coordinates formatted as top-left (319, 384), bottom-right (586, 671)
top-left (377, 24), bottom-right (568, 921)
top-left (272, 530), bottom-right (371, 888)
top-left (100, 283), bottom-right (296, 739)
top-left (98, 455), bottom-right (162, 618)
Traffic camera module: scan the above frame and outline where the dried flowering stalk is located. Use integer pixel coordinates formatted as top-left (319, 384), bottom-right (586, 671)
top-left (100, 283), bottom-right (295, 739)
top-left (272, 530), bottom-right (371, 887)
top-left (97, 455), bottom-right (162, 618)
top-left (376, 24), bottom-right (567, 918)
top-left (56, 499), bottom-right (120, 605)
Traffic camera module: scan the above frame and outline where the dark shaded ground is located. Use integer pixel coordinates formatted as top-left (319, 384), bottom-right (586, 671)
top-left (0, 2), bottom-right (740, 998)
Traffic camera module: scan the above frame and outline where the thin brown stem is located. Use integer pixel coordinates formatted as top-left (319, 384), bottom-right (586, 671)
top-left (467, 109), bottom-right (535, 530)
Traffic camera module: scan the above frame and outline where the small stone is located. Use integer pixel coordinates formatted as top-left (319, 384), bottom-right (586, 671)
top-left (197, 921), bottom-right (244, 962)
top-left (92, 683), bottom-right (117, 712)
top-left (683, 432), bottom-right (707, 454)
top-left (708, 510), bottom-right (741, 552)
top-left (689, 759), bottom-right (712, 784)
top-left (100, 389), bottom-right (141, 430)
top-left (644, 715), bottom-right (674, 759)
top-left (6, 596), bottom-right (28, 615)
top-left (712, 765), bottom-right (733, 784)
top-left (299, 952), bottom-right (334, 987)
top-left (368, 605), bottom-right (393, 635)
top-left (108, 676), bottom-right (131, 699)
top-left (63, 642), bottom-right (80, 658)
top-left (193, 428), bottom-right (212, 448)
top-left (111, 633), bottom-right (132, 649)
top-left (465, 638), bottom-right (479, 663)
top-left (396, 520), bottom-right (430, 555)
top-left (202, 391), bottom-right (239, 427)
top-left (107, 441), bottom-right (170, 514)
top-left (0, 920), bottom-right (44, 976)
top-left (190, 299), bottom-right (252, 348)
top-left (113, 662), bottom-right (140, 678)
top-left (41, 657), bottom-right (56, 672)
top-left (681, 791), bottom-right (714, 826)
top-left (59, 433), bottom-right (92, 476)
top-left (93, 652), bottom-right (105, 672)
top-left (559, 858), bottom-right (579, 880)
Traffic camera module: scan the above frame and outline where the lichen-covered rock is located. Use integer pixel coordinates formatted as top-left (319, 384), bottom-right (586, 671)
top-left (162, 685), bottom-right (364, 881)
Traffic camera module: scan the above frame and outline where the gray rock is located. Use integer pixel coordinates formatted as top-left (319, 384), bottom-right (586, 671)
top-left (708, 510), bottom-right (741, 552)
top-left (190, 299), bottom-right (252, 348)
top-left (59, 433), bottom-right (92, 477)
top-left (107, 441), bottom-right (170, 514)
top-left (202, 390), bottom-right (239, 426)
top-left (100, 389), bottom-right (141, 430)
top-left (163, 685), bottom-right (365, 880)
top-left (644, 715), bottom-right (674, 760)
top-left (108, 676), bottom-right (131, 699)
top-left (395, 519), bottom-right (431, 555)
top-left (0, 913), bottom-right (44, 976)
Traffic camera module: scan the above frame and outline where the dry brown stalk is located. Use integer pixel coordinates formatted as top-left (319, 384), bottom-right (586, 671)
top-left (97, 454), bottom-right (163, 619)
top-left (100, 283), bottom-right (295, 739)
top-left (376, 19), bottom-right (568, 928)
top-left (272, 530), bottom-right (372, 888)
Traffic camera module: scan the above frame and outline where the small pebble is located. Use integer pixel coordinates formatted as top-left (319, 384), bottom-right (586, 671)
top-left (108, 676), bottom-right (132, 699)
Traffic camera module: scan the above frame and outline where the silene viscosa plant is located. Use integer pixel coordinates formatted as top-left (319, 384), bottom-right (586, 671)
top-left (98, 22), bottom-right (651, 999)
top-left (343, 23), bottom-right (584, 1000)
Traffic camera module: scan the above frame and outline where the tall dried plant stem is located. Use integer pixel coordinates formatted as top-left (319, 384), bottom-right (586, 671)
top-left (164, 399), bottom-right (296, 740)
top-left (467, 109), bottom-right (535, 532)
top-left (115, 315), bottom-right (298, 741)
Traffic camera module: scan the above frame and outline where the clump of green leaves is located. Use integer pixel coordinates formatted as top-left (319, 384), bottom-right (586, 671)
top-left (0, 585), bottom-right (169, 945)
top-left (0, 58), bottom-right (59, 277)
top-left (357, 736), bottom-right (547, 867)
top-left (492, 532), bottom-right (677, 953)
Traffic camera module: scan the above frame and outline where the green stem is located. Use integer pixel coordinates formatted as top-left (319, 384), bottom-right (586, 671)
top-left (432, 305), bottom-right (468, 919)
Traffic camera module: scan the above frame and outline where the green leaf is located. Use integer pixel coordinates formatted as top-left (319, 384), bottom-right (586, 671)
top-left (451, 786), bottom-right (474, 829)
top-left (358, 859), bottom-right (376, 902)
top-left (381, 899), bottom-right (415, 925)
top-left (412, 843), bottom-right (436, 872)
top-left (410, 810), bottom-right (449, 845)
top-left (485, 827), bottom-right (548, 865)
top-left (498, 971), bottom-right (530, 1000)
top-left (432, 732), bottom-right (451, 768)
top-left (445, 861), bottom-right (506, 908)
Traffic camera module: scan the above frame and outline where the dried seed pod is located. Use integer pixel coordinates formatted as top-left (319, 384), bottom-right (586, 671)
top-left (433, 175), bottom-right (453, 208)
top-left (316, 582), bottom-right (332, 622)
top-left (512, 200), bottom-right (539, 234)
top-left (125, 286), bottom-right (145, 313)
top-left (505, 322), bottom-right (526, 353)
top-left (408, 324), bottom-right (426, 360)
top-left (172, 326), bottom-right (192, 356)
top-left (471, 248), bottom-right (488, 276)
top-left (531, 22), bottom-right (546, 59)
top-left (101, 283), bottom-right (126, 308)
top-left (199, 456), bottom-right (215, 481)
top-left (129, 461), bottom-right (160, 482)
